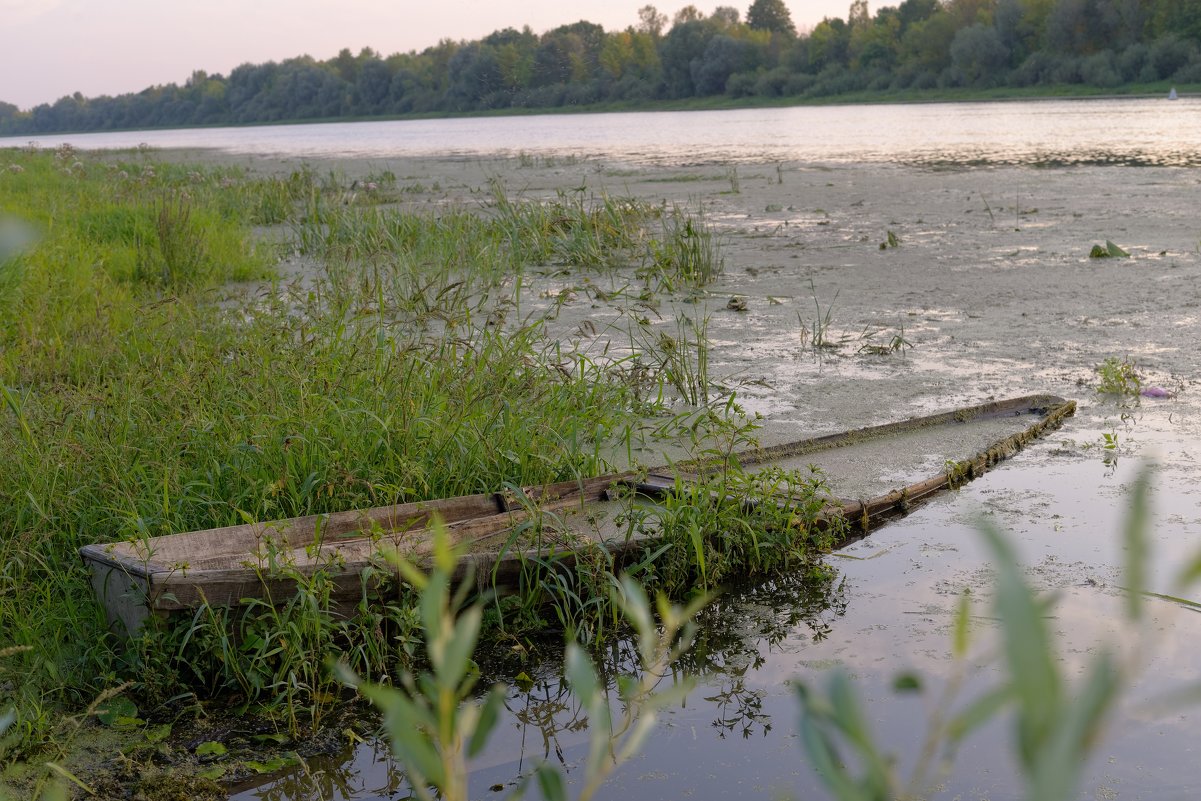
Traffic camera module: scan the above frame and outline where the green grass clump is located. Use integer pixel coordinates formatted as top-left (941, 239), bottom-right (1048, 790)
top-left (645, 466), bottom-right (842, 594)
top-left (487, 181), bottom-right (657, 271)
top-left (1096, 356), bottom-right (1142, 396)
top-left (643, 205), bottom-right (724, 289)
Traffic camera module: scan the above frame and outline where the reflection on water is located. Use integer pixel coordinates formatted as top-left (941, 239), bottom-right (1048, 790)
top-left (229, 571), bottom-right (846, 801)
top-left (3, 98), bottom-right (1200, 168)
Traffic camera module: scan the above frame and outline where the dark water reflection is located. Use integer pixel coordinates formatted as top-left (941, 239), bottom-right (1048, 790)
top-left (3, 98), bottom-right (1199, 168)
top-left (228, 571), bottom-right (847, 801)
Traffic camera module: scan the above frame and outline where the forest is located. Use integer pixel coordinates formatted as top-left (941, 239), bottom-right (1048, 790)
top-left (2, 0), bottom-right (1199, 135)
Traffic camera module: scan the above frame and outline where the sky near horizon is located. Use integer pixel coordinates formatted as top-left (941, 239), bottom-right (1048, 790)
top-left (0, 1), bottom-right (863, 111)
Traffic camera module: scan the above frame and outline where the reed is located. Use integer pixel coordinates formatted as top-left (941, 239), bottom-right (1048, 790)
top-left (642, 204), bottom-right (724, 289)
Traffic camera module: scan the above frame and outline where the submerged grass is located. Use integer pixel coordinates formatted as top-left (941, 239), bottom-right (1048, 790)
top-left (0, 145), bottom-right (816, 778)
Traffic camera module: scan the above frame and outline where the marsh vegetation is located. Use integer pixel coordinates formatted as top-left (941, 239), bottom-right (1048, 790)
top-left (0, 144), bottom-right (851, 795)
top-left (6, 135), bottom-right (1201, 800)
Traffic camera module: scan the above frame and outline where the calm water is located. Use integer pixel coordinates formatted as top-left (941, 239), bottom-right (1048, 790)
top-left (2, 97), bottom-right (1199, 166)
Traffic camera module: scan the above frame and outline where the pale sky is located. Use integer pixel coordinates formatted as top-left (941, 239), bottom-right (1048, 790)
top-left (0, 1), bottom-right (863, 110)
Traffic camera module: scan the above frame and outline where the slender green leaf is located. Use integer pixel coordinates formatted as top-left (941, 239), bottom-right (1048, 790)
top-left (616, 711), bottom-right (660, 763)
top-left (44, 762), bottom-right (95, 795)
top-left (945, 686), bottom-right (1014, 742)
top-left (1122, 467), bottom-right (1151, 620)
top-left (978, 518), bottom-right (1060, 766)
top-left (441, 606), bottom-right (482, 688)
top-left (1105, 240), bottom-right (1129, 258)
top-left (467, 686), bottom-right (505, 758)
top-left (536, 763), bottom-right (567, 801)
top-left (1174, 543), bottom-right (1201, 591)
top-left (565, 643), bottom-right (600, 704)
top-left (796, 682), bottom-right (868, 801)
top-left (828, 670), bottom-right (873, 750)
top-left (361, 684), bottom-right (445, 788)
top-left (1129, 588), bottom-right (1201, 612)
top-left (1028, 650), bottom-right (1120, 801)
top-left (952, 590), bottom-right (972, 658)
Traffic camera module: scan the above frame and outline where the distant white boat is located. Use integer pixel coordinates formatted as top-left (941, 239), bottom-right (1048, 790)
top-left (1169, 87), bottom-right (1179, 100)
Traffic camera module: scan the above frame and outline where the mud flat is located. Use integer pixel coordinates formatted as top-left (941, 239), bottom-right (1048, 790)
top-left (151, 149), bottom-right (1201, 800)
top-left (162, 148), bottom-right (1201, 430)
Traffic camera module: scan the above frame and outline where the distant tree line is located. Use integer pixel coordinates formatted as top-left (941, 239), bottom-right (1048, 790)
top-left (3, 0), bottom-right (1200, 136)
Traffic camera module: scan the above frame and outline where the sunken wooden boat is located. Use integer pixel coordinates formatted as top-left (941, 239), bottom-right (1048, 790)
top-left (82, 394), bottom-right (1075, 635)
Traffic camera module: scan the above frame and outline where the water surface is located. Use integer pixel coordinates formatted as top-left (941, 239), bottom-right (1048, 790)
top-left (2, 97), bottom-right (1199, 167)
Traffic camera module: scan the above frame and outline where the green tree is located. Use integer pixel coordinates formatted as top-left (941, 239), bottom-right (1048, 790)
top-left (600, 29), bottom-right (662, 81)
top-left (747, 0), bottom-right (797, 35)
top-left (0, 100), bottom-right (19, 126)
top-left (1149, 0), bottom-right (1201, 40)
top-left (897, 0), bottom-right (940, 32)
top-left (898, 9), bottom-right (958, 74)
top-left (485, 27), bottom-right (538, 90)
top-left (808, 17), bottom-right (851, 69)
top-left (712, 5), bottom-right (742, 27)
top-left (692, 34), bottom-right (753, 93)
top-left (950, 22), bottom-right (1012, 82)
top-left (850, 5), bottom-right (901, 69)
top-left (660, 18), bottom-right (717, 96)
top-left (331, 47), bottom-right (358, 83)
top-left (637, 4), bottom-right (668, 36)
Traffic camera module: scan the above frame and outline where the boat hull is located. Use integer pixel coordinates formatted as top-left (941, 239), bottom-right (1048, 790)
top-left (81, 394), bottom-right (1075, 635)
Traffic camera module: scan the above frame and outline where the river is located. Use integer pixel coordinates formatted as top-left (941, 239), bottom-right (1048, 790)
top-left (2, 96), bottom-right (1199, 167)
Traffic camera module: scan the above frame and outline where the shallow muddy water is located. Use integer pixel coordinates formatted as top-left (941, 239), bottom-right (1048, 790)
top-left (214, 151), bottom-right (1201, 800)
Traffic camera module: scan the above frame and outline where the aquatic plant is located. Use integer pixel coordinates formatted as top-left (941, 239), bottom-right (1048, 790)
top-left (1095, 356), bottom-right (1142, 396)
top-left (629, 312), bottom-right (713, 406)
top-left (1089, 240), bottom-right (1130, 258)
top-left (485, 180), bottom-right (655, 271)
top-left (642, 204), bottom-right (724, 289)
top-left (799, 280), bottom-right (845, 350)
top-left (726, 166), bottom-right (741, 194)
top-left (643, 465), bottom-right (843, 594)
top-left (338, 529), bottom-right (507, 801)
top-left (856, 323), bottom-right (912, 356)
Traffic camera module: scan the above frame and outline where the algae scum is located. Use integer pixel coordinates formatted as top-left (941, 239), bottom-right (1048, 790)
top-left (5, 146), bottom-right (1201, 799)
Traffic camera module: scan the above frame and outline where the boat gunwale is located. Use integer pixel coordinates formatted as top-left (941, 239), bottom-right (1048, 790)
top-left (80, 394), bottom-right (1076, 619)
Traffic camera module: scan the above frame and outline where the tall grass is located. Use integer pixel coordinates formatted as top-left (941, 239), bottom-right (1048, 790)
top-left (486, 180), bottom-right (655, 271)
top-left (0, 148), bottom-right (755, 763)
top-left (643, 204), bottom-right (725, 289)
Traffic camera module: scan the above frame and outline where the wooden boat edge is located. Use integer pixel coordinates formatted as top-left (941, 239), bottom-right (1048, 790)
top-left (81, 395), bottom-right (1075, 634)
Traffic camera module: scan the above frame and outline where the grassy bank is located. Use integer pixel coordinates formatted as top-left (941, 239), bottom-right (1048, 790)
top-left (0, 145), bottom-right (840, 786)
